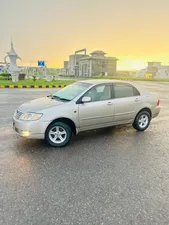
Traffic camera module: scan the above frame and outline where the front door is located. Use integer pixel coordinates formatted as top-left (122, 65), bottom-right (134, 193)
top-left (113, 83), bottom-right (143, 122)
top-left (78, 84), bottom-right (114, 130)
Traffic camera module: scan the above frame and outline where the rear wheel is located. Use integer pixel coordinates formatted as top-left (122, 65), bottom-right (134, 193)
top-left (45, 122), bottom-right (72, 147)
top-left (133, 111), bottom-right (151, 132)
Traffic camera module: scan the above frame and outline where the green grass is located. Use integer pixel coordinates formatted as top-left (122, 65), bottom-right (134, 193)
top-left (0, 79), bottom-right (75, 86)
top-left (1, 76), bottom-right (169, 86)
top-left (60, 75), bottom-right (169, 82)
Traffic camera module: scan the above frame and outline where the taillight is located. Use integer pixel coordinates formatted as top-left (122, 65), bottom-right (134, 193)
top-left (157, 99), bottom-right (160, 106)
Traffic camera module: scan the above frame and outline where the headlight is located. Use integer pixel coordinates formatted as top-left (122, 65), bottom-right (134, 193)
top-left (20, 113), bottom-right (43, 121)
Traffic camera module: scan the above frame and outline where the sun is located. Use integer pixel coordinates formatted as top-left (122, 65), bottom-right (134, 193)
top-left (117, 58), bottom-right (147, 71)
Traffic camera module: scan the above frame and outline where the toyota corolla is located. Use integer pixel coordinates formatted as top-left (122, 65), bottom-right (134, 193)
top-left (12, 80), bottom-right (160, 147)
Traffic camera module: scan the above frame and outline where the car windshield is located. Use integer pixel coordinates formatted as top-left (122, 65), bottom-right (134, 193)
top-left (52, 82), bottom-right (92, 101)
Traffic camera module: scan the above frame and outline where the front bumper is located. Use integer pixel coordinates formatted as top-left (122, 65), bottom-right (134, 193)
top-left (12, 117), bottom-right (50, 139)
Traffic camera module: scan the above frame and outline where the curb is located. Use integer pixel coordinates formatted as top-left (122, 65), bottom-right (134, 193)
top-left (0, 85), bottom-right (67, 89)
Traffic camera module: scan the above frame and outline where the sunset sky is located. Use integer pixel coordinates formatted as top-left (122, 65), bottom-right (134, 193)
top-left (0, 0), bottom-right (169, 70)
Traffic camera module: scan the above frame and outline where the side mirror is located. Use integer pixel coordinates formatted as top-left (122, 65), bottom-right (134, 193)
top-left (82, 96), bottom-right (91, 103)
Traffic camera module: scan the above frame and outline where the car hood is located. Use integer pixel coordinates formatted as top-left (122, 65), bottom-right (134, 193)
top-left (18, 97), bottom-right (64, 113)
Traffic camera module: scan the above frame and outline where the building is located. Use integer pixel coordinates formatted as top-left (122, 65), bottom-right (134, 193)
top-left (63, 49), bottom-right (118, 76)
top-left (64, 61), bottom-right (69, 75)
top-left (66, 49), bottom-right (88, 76)
top-left (79, 51), bottom-right (117, 76)
top-left (136, 62), bottom-right (169, 78)
top-left (68, 54), bottom-right (88, 76)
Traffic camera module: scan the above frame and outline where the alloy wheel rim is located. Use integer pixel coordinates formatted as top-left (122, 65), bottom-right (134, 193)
top-left (138, 114), bottom-right (149, 129)
top-left (49, 126), bottom-right (67, 144)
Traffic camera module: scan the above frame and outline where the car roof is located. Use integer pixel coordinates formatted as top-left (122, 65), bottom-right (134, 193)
top-left (79, 79), bottom-right (132, 85)
top-left (78, 79), bottom-right (146, 95)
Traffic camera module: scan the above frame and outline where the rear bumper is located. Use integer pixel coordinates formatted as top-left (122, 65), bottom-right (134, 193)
top-left (12, 117), bottom-right (50, 139)
top-left (152, 106), bottom-right (160, 118)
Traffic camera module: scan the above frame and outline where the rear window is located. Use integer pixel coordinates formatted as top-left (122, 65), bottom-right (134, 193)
top-left (114, 83), bottom-right (140, 98)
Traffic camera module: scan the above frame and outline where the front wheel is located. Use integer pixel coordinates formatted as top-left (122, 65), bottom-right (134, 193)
top-left (133, 111), bottom-right (151, 132)
top-left (45, 122), bottom-right (72, 147)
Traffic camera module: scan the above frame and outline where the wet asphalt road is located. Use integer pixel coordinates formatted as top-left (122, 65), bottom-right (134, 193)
top-left (0, 82), bottom-right (169, 225)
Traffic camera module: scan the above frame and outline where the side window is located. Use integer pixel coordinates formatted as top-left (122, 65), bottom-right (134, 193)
top-left (96, 85), bottom-right (105, 93)
top-left (85, 84), bottom-right (112, 102)
top-left (114, 83), bottom-right (140, 99)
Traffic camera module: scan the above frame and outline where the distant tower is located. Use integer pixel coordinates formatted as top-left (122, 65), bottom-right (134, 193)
top-left (4, 41), bottom-right (21, 82)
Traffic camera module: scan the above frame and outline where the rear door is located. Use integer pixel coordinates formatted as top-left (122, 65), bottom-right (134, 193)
top-left (113, 83), bottom-right (143, 122)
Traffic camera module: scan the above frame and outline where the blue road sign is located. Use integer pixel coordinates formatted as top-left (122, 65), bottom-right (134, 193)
top-left (38, 60), bottom-right (45, 67)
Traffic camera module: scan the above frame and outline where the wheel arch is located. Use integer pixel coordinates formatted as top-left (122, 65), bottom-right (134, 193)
top-left (135, 107), bottom-right (152, 120)
top-left (45, 117), bottom-right (77, 136)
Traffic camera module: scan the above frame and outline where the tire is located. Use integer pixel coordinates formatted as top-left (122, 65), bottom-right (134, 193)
top-left (45, 122), bottom-right (72, 147)
top-left (133, 111), bottom-right (151, 132)
top-left (132, 122), bottom-right (137, 130)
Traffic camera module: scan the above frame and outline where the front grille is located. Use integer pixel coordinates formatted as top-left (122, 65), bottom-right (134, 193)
top-left (15, 110), bottom-right (23, 120)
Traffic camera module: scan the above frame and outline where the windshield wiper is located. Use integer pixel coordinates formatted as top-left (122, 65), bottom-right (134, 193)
top-left (51, 95), bottom-right (59, 99)
top-left (59, 97), bottom-right (70, 102)
top-left (51, 96), bottom-right (70, 101)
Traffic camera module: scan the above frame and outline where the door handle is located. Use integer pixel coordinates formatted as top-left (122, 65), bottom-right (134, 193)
top-left (107, 101), bottom-right (113, 105)
top-left (135, 98), bottom-right (140, 102)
